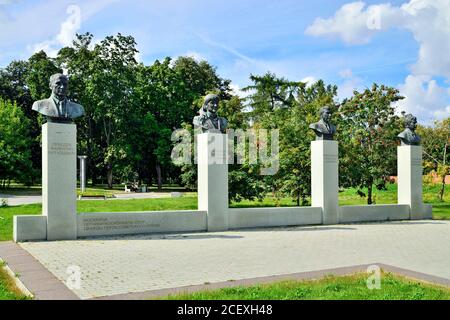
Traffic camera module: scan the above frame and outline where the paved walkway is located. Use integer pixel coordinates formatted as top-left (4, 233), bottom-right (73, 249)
top-left (0, 194), bottom-right (42, 206)
top-left (15, 220), bottom-right (450, 299)
top-left (0, 192), bottom-right (185, 206)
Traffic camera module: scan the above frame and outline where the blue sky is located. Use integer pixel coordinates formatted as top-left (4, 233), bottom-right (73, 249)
top-left (1, 0), bottom-right (449, 124)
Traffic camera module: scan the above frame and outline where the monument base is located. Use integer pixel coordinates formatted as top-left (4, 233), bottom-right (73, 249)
top-left (398, 146), bottom-right (431, 220)
top-left (311, 140), bottom-right (339, 225)
top-left (197, 133), bottom-right (229, 232)
top-left (13, 216), bottom-right (47, 242)
top-left (42, 122), bottom-right (78, 240)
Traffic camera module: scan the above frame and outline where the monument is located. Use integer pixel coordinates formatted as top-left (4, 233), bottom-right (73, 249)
top-left (32, 74), bottom-right (84, 123)
top-left (14, 74), bottom-right (85, 242)
top-left (397, 114), bottom-right (431, 219)
top-left (310, 106), bottom-right (339, 224)
top-left (397, 114), bottom-right (421, 146)
top-left (193, 94), bottom-right (228, 134)
top-left (195, 94), bottom-right (229, 231)
top-left (309, 106), bottom-right (337, 141)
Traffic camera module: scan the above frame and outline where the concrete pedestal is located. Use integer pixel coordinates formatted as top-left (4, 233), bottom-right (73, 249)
top-left (398, 146), bottom-right (431, 220)
top-left (197, 133), bottom-right (229, 231)
top-left (43, 123), bottom-right (78, 240)
top-left (311, 140), bottom-right (339, 225)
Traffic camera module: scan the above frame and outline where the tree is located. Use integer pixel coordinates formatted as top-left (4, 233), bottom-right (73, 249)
top-left (172, 56), bottom-right (232, 101)
top-left (417, 118), bottom-right (450, 201)
top-left (243, 72), bottom-right (302, 124)
top-left (57, 33), bottom-right (105, 185)
top-left (338, 84), bottom-right (404, 204)
top-left (26, 51), bottom-right (62, 101)
top-left (276, 80), bottom-right (338, 206)
top-left (84, 33), bottom-right (139, 188)
top-left (243, 73), bottom-right (338, 206)
top-left (0, 60), bottom-right (33, 110)
top-left (0, 99), bottom-right (33, 187)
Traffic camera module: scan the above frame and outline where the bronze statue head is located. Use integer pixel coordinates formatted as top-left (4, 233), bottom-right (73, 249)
top-left (49, 74), bottom-right (68, 100)
top-left (202, 94), bottom-right (220, 115)
top-left (319, 106), bottom-right (332, 123)
top-left (404, 114), bottom-right (418, 131)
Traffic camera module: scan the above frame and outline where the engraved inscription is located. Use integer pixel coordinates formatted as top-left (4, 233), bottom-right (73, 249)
top-left (49, 143), bottom-right (75, 156)
top-left (412, 158), bottom-right (422, 166)
top-left (324, 155), bottom-right (338, 164)
top-left (82, 217), bottom-right (160, 232)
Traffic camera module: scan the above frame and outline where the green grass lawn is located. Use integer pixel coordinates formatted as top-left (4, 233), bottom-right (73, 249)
top-left (163, 272), bottom-right (450, 300)
top-left (0, 263), bottom-right (29, 300)
top-left (0, 184), bottom-right (449, 242)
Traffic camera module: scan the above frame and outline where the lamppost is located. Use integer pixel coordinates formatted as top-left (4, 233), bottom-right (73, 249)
top-left (78, 156), bottom-right (88, 193)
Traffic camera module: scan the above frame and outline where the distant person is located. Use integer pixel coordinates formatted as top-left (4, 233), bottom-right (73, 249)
top-left (32, 73), bottom-right (85, 123)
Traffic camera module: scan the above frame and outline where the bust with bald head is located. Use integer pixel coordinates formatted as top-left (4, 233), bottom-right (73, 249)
top-left (32, 74), bottom-right (85, 123)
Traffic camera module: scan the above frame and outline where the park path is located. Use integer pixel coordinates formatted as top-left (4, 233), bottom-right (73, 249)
top-left (0, 192), bottom-right (179, 206)
top-left (16, 220), bottom-right (450, 300)
top-left (0, 194), bottom-right (42, 206)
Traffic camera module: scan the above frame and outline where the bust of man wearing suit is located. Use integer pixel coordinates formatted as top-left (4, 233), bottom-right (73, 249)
top-left (193, 94), bottom-right (228, 134)
top-left (309, 106), bottom-right (337, 141)
top-left (32, 74), bottom-right (85, 124)
top-left (398, 114), bottom-right (421, 146)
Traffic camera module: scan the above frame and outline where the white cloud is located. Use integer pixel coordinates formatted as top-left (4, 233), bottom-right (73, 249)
top-left (305, 1), bottom-right (401, 45)
top-left (182, 51), bottom-right (207, 62)
top-left (306, 0), bottom-right (450, 122)
top-left (29, 4), bottom-right (81, 57)
top-left (229, 83), bottom-right (248, 99)
top-left (338, 69), bottom-right (364, 100)
top-left (22, 1), bottom-right (117, 58)
top-left (397, 75), bottom-right (450, 121)
top-left (301, 76), bottom-right (317, 88)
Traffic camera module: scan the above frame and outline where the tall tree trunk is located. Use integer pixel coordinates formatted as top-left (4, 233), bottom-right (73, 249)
top-left (156, 162), bottom-right (162, 191)
top-left (297, 193), bottom-right (300, 207)
top-left (367, 184), bottom-right (373, 205)
top-left (439, 175), bottom-right (446, 201)
top-left (107, 163), bottom-right (113, 189)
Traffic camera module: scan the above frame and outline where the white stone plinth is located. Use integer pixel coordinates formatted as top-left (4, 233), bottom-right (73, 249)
top-left (311, 140), bottom-right (339, 225)
top-left (13, 216), bottom-right (47, 242)
top-left (43, 123), bottom-right (78, 240)
top-left (398, 146), bottom-right (431, 220)
top-left (197, 133), bottom-right (229, 231)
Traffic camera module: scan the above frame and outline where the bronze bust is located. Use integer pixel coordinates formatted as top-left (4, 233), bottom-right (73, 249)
top-left (32, 74), bottom-right (85, 124)
top-left (193, 94), bottom-right (228, 134)
top-left (398, 114), bottom-right (421, 146)
top-left (309, 106), bottom-right (337, 140)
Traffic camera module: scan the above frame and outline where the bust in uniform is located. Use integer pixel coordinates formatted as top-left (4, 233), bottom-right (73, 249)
top-left (193, 94), bottom-right (228, 134)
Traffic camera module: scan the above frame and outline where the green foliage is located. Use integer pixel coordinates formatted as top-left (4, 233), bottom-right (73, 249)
top-left (0, 267), bottom-right (30, 300)
top-left (0, 99), bottom-right (33, 186)
top-left (417, 118), bottom-right (450, 201)
top-left (244, 74), bottom-right (338, 206)
top-left (338, 84), bottom-right (404, 204)
top-left (1, 31), bottom-right (447, 206)
top-left (26, 51), bottom-right (62, 101)
top-left (164, 272), bottom-right (450, 300)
